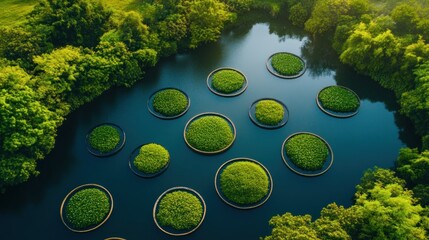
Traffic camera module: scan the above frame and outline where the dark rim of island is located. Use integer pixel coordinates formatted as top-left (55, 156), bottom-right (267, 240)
top-left (183, 112), bottom-right (237, 154)
top-left (85, 123), bottom-right (126, 157)
top-left (316, 85), bottom-right (361, 118)
top-left (105, 238), bottom-right (126, 240)
top-left (248, 98), bottom-right (289, 129)
top-left (266, 52), bottom-right (306, 79)
top-left (281, 132), bottom-right (334, 177)
top-left (206, 67), bottom-right (248, 97)
top-left (60, 183), bottom-right (114, 233)
top-left (153, 186), bottom-right (207, 236)
top-left (147, 87), bottom-right (191, 120)
top-left (128, 143), bottom-right (170, 178)
top-left (214, 158), bottom-right (273, 210)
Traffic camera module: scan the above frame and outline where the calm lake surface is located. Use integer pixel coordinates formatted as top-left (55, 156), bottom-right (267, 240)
top-left (0, 13), bottom-right (419, 239)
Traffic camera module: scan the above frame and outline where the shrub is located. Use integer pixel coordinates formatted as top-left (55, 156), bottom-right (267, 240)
top-left (153, 89), bottom-right (188, 116)
top-left (65, 188), bottom-right (110, 229)
top-left (271, 53), bottom-right (304, 76)
top-left (285, 134), bottom-right (329, 171)
top-left (211, 69), bottom-right (245, 94)
top-left (318, 86), bottom-right (360, 112)
top-left (185, 116), bottom-right (234, 152)
top-left (156, 191), bottom-right (203, 230)
top-left (133, 143), bottom-right (170, 174)
top-left (220, 161), bottom-right (269, 205)
top-left (255, 100), bottom-right (285, 125)
top-left (88, 125), bottom-right (120, 153)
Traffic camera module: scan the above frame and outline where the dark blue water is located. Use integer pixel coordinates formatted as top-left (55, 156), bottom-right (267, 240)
top-left (0, 14), bottom-right (418, 240)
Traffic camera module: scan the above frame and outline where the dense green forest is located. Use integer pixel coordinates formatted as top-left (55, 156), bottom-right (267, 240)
top-left (1, 0), bottom-right (429, 238)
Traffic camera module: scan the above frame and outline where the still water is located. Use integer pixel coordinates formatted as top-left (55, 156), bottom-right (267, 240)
top-left (0, 13), bottom-right (418, 239)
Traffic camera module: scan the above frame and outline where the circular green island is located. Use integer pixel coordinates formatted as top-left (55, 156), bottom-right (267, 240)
top-left (86, 123), bottom-right (125, 156)
top-left (282, 132), bottom-right (334, 176)
top-left (207, 68), bottom-right (247, 96)
top-left (60, 184), bottom-right (113, 232)
top-left (215, 158), bottom-right (272, 209)
top-left (153, 187), bottom-right (206, 236)
top-left (149, 88), bottom-right (190, 119)
top-left (267, 52), bottom-right (306, 78)
top-left (256, 100), bottom-right (285, 125)
top-left (184, 113), bottom-right (236, 154)
top-left (317, 85), bottom-right (360, 117)
top-left (130, 143), bottom-right (170, 177)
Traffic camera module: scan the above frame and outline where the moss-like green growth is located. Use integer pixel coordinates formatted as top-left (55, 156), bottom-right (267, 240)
top-left (88, 125), bottom-right (120, 153)
top-left (285, 134), bottom-right (329, 171)
top-left (255, 100), bottom-right (285, 125)
top-left (133, 143), bottom-right (170, 174)
top-left (185, 116), bottom-right (234, 152)
top-left (65, 188), bottom-right (110, 229)
top-left (318, 86), bottom-right (360, 112)
top-left (153, 89), bottom-right (189, 116)
top-left (211, 69), bottom-right (245, 94)
top-left (156, 191), bottom-right (203, 230)
top-left (220, 161), bottom-right (269, 205)
top-left (271, 53), bottom-right (304, 76)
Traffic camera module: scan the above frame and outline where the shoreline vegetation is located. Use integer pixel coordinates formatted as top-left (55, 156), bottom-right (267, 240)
top-left (1, 0), bottom-right (429, 239)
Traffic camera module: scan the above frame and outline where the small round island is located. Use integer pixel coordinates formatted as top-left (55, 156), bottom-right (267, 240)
top-left (60, 184), bottom-right (113, 232)
top-left (129, 143), bottom-right (170, 178)
top-left (86, 123), bottom-right (126, 157)
top-left (153, 187), bottom-right (206, 236)
top-left (184, 112), bottom-right (236, 154)
top-left (207, 68), bottom-right (248, 97)
top-left (148, 88), bottom-right (190, 119)
top-left (281, 132), bottom-right (334, 177)
top-left (317, 85), bottom-right (360, 118)
top-left (249, 98), bottom-right (289, 129)
top-left (215, 158), bottom-right (273, 209)
top-left (266, 52), bottom-right (306, 78)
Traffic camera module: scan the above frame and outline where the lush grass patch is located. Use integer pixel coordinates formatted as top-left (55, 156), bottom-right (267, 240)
top-left (271, 53), bottom-right (304, 76)
top-left (211, 69), bottom-right (245, 94)
top-left (185, 116), bottom-right (234, 152)
top-left (133, 143), bottom-right (170, 174)
top-left (285, 134), bottom-right (329, 171)
top-left (153, 89), bottom-right (188, 117)
top-left (318, 86), bottom-right (360, 112)
top-left (220, 161), bottom-right (269, 205)
top-left (65, 188), bottom-right (110, 229)
top-left (0, 0), bottom-right (37, 26)
top-left (88, 125), bottom-right (120, 153)
top-left (255, 100), bottom-right (285, 125)
top-left (156, 191), bottom-right (203, 230)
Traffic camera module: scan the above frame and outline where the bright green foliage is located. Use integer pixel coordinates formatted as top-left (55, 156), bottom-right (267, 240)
top-left (255, 100), bottom-right (285, 125)
top-left (262, 213), bottom-right (320, 240)
top-left (285, 134), bottom-right (329, 171)
top-left (0, 65), bottom-right (60, 190)
top-left (318, 86), bottom-right (360, 112)
top-left (153, 89), bottom-right (188, 116)
top-left (0, 0), bottom-right (37, 27)
top-left (183, 0), bottom-right (233, 48)
top-left (133, 143), bottom-right (170, 174)
top-left (156, 191), bottom-right (203, 230)
top-left (220, 161), bottom-right (269, 204)
top-left (211, 69), bottom-right (245, 93)
top-left (271, 53), bottom-right (304, 76)
top-left (88, 125), bottom-right (120, 153)
top-left (65, 188), bottom-right (110, 229)
top-left (29, 0), bottom-right (112, 47)
top-left (185, 116), bottom-right (234, 152)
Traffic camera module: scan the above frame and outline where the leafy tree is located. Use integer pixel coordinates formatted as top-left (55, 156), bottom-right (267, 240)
top-left (0, 66), bottom-right (60, 190)
top-left (305, 0), bottom-right (351, 35)
top-left (29, 0), bottom-right (111, 47)
top-left (289, 3), bottom-right (308, 27)
top-left (391, 3), bottom-right (420, 35)
top-left (262, 213), bottom-right (320, 240)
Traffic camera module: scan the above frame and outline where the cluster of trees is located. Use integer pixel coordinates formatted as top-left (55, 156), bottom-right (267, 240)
top-left (0, 0), bottom-right (237, 191)
top-left (262, 0), bottom-right (429, 238)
